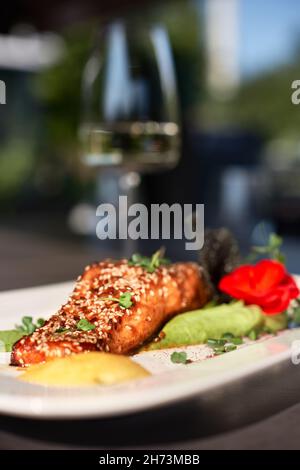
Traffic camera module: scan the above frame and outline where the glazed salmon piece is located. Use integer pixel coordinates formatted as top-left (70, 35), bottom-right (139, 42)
top-left (11, 260), bottom-right (211, 367)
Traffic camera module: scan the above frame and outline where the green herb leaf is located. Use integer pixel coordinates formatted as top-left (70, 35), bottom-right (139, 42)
top-left (251, 232), bottom-right (285, 264)
top-left (276, 252), bottom-right (286, 264)
top-left (129, 249), bottom-right (170, 273)
top-left (100, 292), bottom-right (134, 309)
top-left (247, 330), bottom-right (257, 341)
top-left (129, 254), bottom-right (149, 268)
top-left (15, 316), bottom-right (45, 335)
top-left (290, 300), bottom-right (300, 325)
top-left (213, 346), bottom-right (226, 355)
top-left (208, 334), bottom-right (241, 355)
top-left (131, 253), bottom-right (143, 264)
top-left (170, 351), bottom-right (188, 364)
top-left (269, 233), bottom-right (283, 249)
top-left (222, 332), bottom-right (235, 341)
top-left (0, 330), bottom-right (26, 352)
top-left (262, 326), bottom-right (273, 334)
top-left (224, 343), bottom-right (237, 352)
top-left (119, 292), bottom-right (133, 309)
top-left (207, 338), bottom-right (226, 347)
top-left (19, 316), bottom-right (35, 334)
top-left (76, 319), bottom-right (96, 331)
top-left (231, 337), bottom-right (243, 345)
top-left (0, 316), bottom-right (46, 352)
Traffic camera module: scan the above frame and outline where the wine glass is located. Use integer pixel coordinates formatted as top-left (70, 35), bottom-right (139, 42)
top-left (80, 18), bottom-right (180, 255)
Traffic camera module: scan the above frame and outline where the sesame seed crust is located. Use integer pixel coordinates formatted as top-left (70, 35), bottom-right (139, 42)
top-left (11, 259), bottom-right (211, 367)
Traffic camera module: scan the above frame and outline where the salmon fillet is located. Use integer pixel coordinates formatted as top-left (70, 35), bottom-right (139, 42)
top-left (11, 259), bottom-right (211, 367)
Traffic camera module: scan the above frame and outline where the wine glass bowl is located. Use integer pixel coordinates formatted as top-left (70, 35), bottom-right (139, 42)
top-left (80, 19), bottom-right (180, 173)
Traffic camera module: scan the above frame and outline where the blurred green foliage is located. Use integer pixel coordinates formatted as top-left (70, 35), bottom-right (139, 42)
top-left (35, 23), bottom-right (97, 164)
top-left (0, 139), bottom-right (34, 200)
top-left (200, 55), bottom-right (300, 140)
top-left (35, 0), bottom-right (203, 153)
top-left (231, 62), bottom-right (300, 139)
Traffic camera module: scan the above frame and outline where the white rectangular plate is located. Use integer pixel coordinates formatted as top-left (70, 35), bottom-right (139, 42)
top-left (0, 281), bottom-right (299, 419)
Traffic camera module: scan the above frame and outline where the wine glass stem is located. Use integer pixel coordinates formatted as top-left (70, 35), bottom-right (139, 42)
top-left (118, 171), bottom-right (141, 257)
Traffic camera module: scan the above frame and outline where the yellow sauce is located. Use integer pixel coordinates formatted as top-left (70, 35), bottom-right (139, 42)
top-left (19, 352), bottom-right (150, 386)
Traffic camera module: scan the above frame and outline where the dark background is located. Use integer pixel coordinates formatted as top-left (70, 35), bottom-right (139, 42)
top-left (2, 0), bottom-right (300, 289)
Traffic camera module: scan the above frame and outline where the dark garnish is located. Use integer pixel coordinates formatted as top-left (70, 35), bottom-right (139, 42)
top-left (199, 228), bottom-right (241, 302)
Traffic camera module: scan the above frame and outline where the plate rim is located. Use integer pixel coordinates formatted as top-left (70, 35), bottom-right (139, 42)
top-left (0, 281), bottom-right (299, 420)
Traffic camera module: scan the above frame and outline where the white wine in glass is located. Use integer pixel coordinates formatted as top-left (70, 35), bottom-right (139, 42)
top-left (81, 19), bottom-right (180, 171)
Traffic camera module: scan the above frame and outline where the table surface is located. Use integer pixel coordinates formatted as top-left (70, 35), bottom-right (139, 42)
top-left (1, 223), bottom-right (300, 450)
top-left (1, 401), bottom-right (300, 450)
